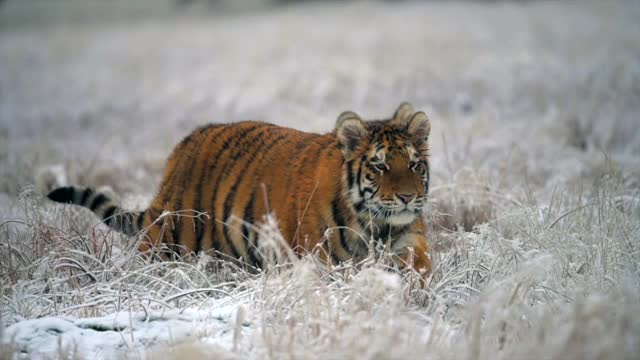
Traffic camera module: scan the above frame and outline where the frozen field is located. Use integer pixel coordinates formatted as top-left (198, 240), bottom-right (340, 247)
top-left (1, 0), bottom-right (640, 358)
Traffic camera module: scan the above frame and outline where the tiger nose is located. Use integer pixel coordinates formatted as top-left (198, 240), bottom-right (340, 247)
top-left (396, 193), bottom-right (416, 204)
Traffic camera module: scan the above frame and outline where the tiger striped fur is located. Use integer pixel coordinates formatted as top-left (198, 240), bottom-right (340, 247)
top-left (47, 102), bottom-right (432, 275)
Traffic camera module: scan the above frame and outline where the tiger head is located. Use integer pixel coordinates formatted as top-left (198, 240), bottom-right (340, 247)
top-left (336, 102), bottom-right (431, 227)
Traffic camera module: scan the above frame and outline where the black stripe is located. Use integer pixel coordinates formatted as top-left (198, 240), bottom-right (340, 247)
top-left (89, 194), bottom-right (108, 211)
top-left (80, 188), bottom-right (94, 206)
top-left (172, 127), bottom-right (216, 251)
top-left (242, 191), bottom-right (261, 267)
top-left (186, 125), bottom-right (234, 253)
top-left (47, 187), bottom-right (75, 203)
top-left (103, 206), bottom-right (117, 226)
top-left (379, 224), bottom-right (391, 244)
top-left (424, 162), bottom-right (430, 195)
top-left (346, 160), bottom-right (354, 189)
top-left (192, 137), bottom-right (210, 252)
top-left (222, 131), bottom-right (287, 261)
top-left (331, 196), bottom-right (351, 257)
top-left (136, 210), bottom-right (146, 232)
top-left (209, 124), bottom-right (265, 253)
top-left (170, 217), bottom-right (181, 252)
top-left (356, 157), bottom-right (365, 197)
top-left (246, 131), bottom-right (302, 266)
top-left (194, 215), bottom-right (205, 253)
top-left (191, 127), bottom-right (224, 253)
top-left (222, 129), bottom-right (272, 248)
top-left (164, 135), bottom-right (194, 252)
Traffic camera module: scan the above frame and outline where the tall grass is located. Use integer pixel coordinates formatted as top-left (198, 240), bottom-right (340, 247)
top-left (1, 166), bottom-right (639, 358)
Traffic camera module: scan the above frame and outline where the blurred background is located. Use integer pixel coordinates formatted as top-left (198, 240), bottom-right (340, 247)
top-left (0, 0), bottom-right (551, 29)
top-left (0, 0), bottom-right (638, 215)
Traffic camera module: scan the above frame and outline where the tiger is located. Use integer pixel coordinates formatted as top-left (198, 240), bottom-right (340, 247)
top-left (47, 102), bottom-right (432, 275)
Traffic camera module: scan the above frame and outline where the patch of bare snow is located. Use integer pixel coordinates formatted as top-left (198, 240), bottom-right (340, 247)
top-left (3, 301), bottom-right (243, 359)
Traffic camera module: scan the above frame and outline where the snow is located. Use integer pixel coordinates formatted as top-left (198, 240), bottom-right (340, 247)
top-left (4, 302), bottom-right (241, 359)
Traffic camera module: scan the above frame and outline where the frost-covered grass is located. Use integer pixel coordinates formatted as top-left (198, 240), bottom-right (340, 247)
top-left (1, 0), bottom-right (640, 359)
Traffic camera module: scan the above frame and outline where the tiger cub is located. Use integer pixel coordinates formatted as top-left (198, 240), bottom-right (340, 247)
top-left (48, 102), bottom-right (432, 275)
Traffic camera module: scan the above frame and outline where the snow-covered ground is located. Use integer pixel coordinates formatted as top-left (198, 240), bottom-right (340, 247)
top-left (1, 0), bottom-right (640, 359)
top-left (4, 304), bottom-right (240, 358)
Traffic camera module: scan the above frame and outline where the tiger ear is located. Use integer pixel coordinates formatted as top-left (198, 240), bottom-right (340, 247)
top-left (391, 102), bottom-right (415, 125)
top-left (407, 111), bottom-right (431, 146)
top-left (336, 111), bottom-right (368, 157)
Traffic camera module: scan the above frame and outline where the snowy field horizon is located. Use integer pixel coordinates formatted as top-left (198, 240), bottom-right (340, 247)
top-left (1, 0), bottom-right (640, 359)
